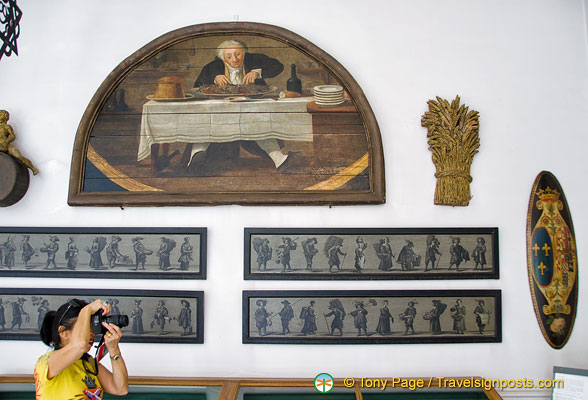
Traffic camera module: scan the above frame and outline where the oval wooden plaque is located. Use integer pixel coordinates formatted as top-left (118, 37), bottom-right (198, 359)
top-left (526, 171), bottom-right (578, 348)
top-left (0, 152), bottom-right (30, 207)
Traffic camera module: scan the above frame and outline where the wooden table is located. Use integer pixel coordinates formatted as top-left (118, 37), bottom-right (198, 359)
top-left (306, 100), bottom-right (367, 167)
top-left (138, 97), bottom-right (314, 172)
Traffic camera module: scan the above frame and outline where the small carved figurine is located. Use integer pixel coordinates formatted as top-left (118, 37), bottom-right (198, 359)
top-left (421, 96), bottom-right (479, 206)
top-left (0, 110), bottom-right (38, 175)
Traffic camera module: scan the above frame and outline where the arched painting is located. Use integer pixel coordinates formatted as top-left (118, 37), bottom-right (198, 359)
top-left (68, 22), bottom-right (384, 206)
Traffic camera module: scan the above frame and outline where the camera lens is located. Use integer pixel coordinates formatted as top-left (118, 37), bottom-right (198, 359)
top-left (91, 310), bottom-right (130, 334)
top-left (105, 314), bottom-right (129, 329)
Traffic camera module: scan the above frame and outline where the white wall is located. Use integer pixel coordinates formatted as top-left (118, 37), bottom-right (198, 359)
top-left (1, 0), bottom-right (587, 392)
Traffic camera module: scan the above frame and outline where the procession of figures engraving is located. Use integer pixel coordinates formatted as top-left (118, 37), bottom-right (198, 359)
top-left (247, 231), bottom-right (496, 277)
top-left (246, 293), bottom-right (497, 342)
top-left (0, 292), bottom-right (200, 341)
top-left (0, 230), bottom-right (203, 276)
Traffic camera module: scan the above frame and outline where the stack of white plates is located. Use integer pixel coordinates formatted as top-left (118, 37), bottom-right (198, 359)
top-left (313, 85), bottom-right (345, 106)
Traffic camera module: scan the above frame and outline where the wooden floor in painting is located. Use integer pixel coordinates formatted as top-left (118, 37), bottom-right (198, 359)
top-left (87, 141), bottom-right (370, 193)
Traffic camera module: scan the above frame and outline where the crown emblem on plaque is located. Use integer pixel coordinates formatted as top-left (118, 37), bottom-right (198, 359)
top-left (536, 186), bottom-right (560, 201)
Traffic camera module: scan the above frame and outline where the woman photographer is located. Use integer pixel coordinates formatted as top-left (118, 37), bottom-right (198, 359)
top-left (35, 298), bottom-right (128, 398)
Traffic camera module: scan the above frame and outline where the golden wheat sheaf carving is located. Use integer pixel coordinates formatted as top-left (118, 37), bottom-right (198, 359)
top-left (421, 96), bottom-right (480, 206)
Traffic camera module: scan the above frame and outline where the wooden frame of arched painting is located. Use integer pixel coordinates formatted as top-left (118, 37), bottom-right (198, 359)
top-left (68, 22), bottom-right (385, 206)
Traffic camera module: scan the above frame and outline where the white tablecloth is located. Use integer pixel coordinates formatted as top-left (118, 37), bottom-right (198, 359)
top-left (137, 97), bottom-right (314, 161)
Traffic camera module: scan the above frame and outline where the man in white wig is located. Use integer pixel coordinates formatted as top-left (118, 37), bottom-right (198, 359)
top-left (188, 39), bottom-right (292, 172)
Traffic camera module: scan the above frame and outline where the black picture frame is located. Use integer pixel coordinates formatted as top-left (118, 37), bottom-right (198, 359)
top-left (243, 290), bottom-right (501, 344)
top-left (0, 288), bottom-right (204, 343)
top-left (0, 227), bottom-right (206, 279)
top-left (552, 366), bottom-right (588, 398)
top-left (244, 228), bottom-right (498, 280)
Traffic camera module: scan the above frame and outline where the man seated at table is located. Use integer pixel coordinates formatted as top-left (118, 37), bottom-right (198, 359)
top-left (186, 39), bottom-right (294, 172)
top-left (195, 39), bottom-right (283, 88)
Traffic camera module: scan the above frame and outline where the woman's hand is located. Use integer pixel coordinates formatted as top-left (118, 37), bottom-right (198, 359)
top-left (97, 323), bottom-right (128, 396)
top-left (102, 322), bottom-right (123, 355)
top-left (86, 299), bottom-right (111, 317)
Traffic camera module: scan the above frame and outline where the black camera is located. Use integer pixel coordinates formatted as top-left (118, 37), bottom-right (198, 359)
top-left (90, 310), bottom-right (129, 334)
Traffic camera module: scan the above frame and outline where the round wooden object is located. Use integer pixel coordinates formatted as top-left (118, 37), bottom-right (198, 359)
top-left (0, 152), bottom-right (30, 207)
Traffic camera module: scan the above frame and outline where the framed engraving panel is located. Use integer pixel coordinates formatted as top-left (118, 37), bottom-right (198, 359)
top-left (243, 290), bottom-right (501, 344)
top-left (0, 227), bottom-right (206, 279)
top-left (0, 288), bottom-right (203, 343)
top-left (244, 228), bottom-right (498, 280)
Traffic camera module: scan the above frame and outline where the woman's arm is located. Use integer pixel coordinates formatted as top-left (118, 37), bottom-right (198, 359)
top-left (97, 323), bottom-right (129, 395)
top-left (47, 299), bottom-right (110, 379)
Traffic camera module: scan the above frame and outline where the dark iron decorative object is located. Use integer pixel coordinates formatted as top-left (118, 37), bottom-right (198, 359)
top-left (0, 0), bottom-right (22, 61)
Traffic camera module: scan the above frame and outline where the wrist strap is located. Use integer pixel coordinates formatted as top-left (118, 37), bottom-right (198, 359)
top-left (94, 336), bottom-right (107, 362)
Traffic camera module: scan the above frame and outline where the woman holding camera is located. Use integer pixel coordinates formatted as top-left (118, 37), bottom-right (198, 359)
top-left (35, 298), bottom-right (128, 399)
